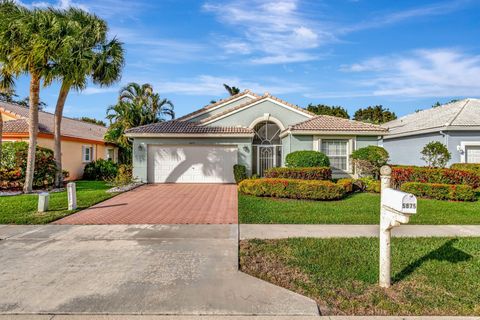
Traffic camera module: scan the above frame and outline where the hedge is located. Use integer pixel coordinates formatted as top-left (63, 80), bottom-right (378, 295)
top-left (355, 177), bottom-right (381, 193)
top-left (0, 142), bottom-right (58, 189)
top-left (391, 166), bottom-right (480, 189)
top-left (265, 167), bottom-right (332, 180)
top-left (83, 159), bottom-right (119, 181)
top-left (450, 163), bottom-right (480, 174)
top-left (400, 182), bottom-right (477, 202)
top-left (233, 164), bottom-right (247, 183)
top-left (238, 178), bottom-right (347, 200)
top-left (337, 178), bottom-right (354, 193)
top-left (285, 150), bottom-right (330, 168)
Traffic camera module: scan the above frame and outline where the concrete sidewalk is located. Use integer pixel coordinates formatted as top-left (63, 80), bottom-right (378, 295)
top-left (0, 224), bottom-right (318, 316)
top-left (239, 224), bottom-right (480, 240)
top-left (0, 315), bottom-right (478, 319)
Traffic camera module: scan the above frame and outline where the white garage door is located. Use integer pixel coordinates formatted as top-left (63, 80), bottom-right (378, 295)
top-left (147, 145), bottom-right (238, 183)
top-left (466, 146), bottom-right (480, 163)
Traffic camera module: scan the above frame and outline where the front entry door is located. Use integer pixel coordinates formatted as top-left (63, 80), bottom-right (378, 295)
top-left (258, 146), bottom-right (274, 177)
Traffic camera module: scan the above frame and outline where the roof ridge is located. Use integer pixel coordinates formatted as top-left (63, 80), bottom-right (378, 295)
top-left (264, 93), bottom-right (317, 117)
top-left (177, 90), bottom-right (259, 121)
top-left (446, 99), bottom-right (470, 126)
top-left (197, 94), bottom-right (267, 124)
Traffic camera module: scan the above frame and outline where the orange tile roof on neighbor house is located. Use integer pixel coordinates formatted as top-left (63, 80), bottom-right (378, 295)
top-left (0, 101), bottom-right (109, 143)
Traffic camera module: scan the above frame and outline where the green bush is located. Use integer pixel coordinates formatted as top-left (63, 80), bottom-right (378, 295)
top-left (285, 150), bottom-right (330, 168)
top-left (265, 167), bottom-right (332, 180)
top-left (238, 178), bottom-right (347, 200)
top-left (421, 141), bottom-right (451, 167)
top-left (108, 164), bottom-right (134, 187)
top-left (0, 142), bottom-right (58, 189)
top-left (337, 178), bottom-right (354, 193)
top-left (355, 177), bottom-right (381, 193)
top-left (391, 166), bottom-right (480, 189)
top-left (450, 163), bottom-right (480, 174)
top-left (83, 159), bottom-right (119, 181)
top-left (401, 182), bottom-right (477, 202)
top-left (351, 146), bottom-right (389, 178)
top-left (233, 164), bottom-right (247, 183)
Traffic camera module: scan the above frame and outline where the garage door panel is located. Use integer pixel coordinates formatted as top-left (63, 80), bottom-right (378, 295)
top-left (148, 145), bottom-right (238, 183)
top-left (466, 146), bottom-right (480, 163)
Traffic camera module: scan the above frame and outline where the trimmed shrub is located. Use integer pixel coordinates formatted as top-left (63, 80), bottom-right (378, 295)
top-left (83, 159), bottom-right (119, 181)
top-left (108, 164), bottom-right (134, 187)
top-left (351, 146), bottom-right (389, 178)
top-left (391, 166), bottom-right (480, 189)
top-left (239, 178), bottom-right (347, 200)
top-left (0, 142), bottom-right (58, 189)
top-left (355, 177), bottom-right (381, 193)
top-left (233, 164), bottom-right (247, 183)
top-left (401, 182), bottom-right (477, 202)
top-left (285, 150), bottom-right (330, 168)
top-left (421, 141), bottom-right (451, 168)
top-left (337, 178), bottom-right (354, 193)
top-left (451, 163), bottom-right (480, 174)
top-left (265, 167), bottom-right (332, 180)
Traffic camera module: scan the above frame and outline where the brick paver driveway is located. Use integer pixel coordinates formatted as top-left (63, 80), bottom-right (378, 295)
top-left (55, 184), bottom-right (238, 225)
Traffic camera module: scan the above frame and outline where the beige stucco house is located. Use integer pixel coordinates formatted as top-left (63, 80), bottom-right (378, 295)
top-left (1, 102), bottom-right (118, 180)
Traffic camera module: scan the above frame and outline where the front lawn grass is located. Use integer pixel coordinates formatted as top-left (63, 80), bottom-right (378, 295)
top-left (239, 192), bottom-right (480, 224)
top-left (0, 181), bottom-right (115, 224)
top-left (240, 237), bottom-right (480, 316)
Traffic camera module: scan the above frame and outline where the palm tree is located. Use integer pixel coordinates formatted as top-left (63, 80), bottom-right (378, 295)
top-left (223, 84), bottom-right (240, 96)
top-left (0, 68), bottom-right (15, 161)
top-left (0, 2), bottom-right (70, 192)
top-left (106, 83), bottom-right (174, 163)
top-left (45, 8), bottom-right (124, 187)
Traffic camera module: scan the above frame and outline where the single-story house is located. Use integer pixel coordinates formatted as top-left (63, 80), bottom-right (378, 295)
top-left (125, 90), bottom-right (386, 183)
top-left (382, 98), bottom-right (480, 166)
top-left (0, 102), bottom-right (118, 180)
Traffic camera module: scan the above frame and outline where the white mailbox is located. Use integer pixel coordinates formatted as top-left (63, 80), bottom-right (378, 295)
top-left (382, 188), bottom-right (417, 215)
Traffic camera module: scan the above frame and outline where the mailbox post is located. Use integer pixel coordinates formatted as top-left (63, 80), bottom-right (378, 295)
top-left (67, 182), bottom-right (77, 211)
top-left (379, 165), bottom-right (417, 288)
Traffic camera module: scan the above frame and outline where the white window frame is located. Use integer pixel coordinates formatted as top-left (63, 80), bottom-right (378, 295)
top-left (460, 141), bottom-right (480, 163)
top-left (106, 147), bottom-right (115, 162)
top-left (314, 136), bottom-right (354, 173)
top-left (82, 145), bottom-right (93, 163)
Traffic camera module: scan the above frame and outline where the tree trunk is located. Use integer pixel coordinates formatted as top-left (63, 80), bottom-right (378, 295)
top-left (23, 72), bottom-right (40, 193)
top-left (53, 81), bottom-right (71, 188)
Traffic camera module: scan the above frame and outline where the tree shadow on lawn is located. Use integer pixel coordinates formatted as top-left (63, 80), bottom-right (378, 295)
top-left (392, 239), bottom-right (472, 283)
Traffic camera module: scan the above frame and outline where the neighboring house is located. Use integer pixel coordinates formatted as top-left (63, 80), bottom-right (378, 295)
top-left (382, 98), bottom-right (480, 166)
top-left (125, 90), bottom-right (386, 183)
top-left (0, 102), bottom-right (118, 180)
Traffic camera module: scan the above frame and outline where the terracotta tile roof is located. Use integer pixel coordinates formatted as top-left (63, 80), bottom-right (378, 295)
top-left (289, 115), bottom-right (387, 132)
top-left (198, 92), bottom-right (315, 124)
top-left (176, 90), bottom-right (260, 121)
top-left (0, 102), bottom-right (108, 142)
top-left (125, 120), bottom-right (253, 135)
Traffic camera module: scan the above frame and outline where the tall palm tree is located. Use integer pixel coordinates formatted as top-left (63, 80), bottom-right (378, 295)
top-left (223, 84), bottom-right (240, 96)
top-left (106, 83), bottom-right (174, 163)
top-left (0, 2), bottom-right (70, 192)
top-left (45, 8), bottom-right (124, 187)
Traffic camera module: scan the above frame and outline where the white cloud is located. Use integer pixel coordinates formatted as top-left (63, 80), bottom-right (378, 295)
top-left (203, 0), bottom-right (332, 64)
top-left (339, 49), bottom-right (480, 97)
top-left (143, 75), bottom-right (308, 96)
top-left (81, 87), bottom-right (119, 95)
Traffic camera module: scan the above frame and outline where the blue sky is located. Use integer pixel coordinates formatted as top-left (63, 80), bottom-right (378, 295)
top-left (12, 0), bottom-right (480, 121)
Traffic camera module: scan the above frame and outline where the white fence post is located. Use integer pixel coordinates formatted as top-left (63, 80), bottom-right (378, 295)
top-left (37, 192), bottom-right (50, 212)
top-left (67, 182), bottom-right (77, 211)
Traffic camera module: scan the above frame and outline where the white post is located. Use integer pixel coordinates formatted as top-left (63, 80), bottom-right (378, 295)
top-left (67, 182), bottom-right (77, 211)
top-left (379, 165), bottom-right (392, 288)
top-left (37, 192), bottom-right (50, 212)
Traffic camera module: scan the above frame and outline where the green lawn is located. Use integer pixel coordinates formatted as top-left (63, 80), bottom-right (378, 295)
top-left (240, 237), bottom-right (480, 316)
top-left (0, 181), bottom-right (116, 224)
top-left (239, 192), bottom-right (480, 224)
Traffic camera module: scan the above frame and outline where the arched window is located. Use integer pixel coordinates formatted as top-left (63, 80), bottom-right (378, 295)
top-left (253, 121), bottom-right (281, 145)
